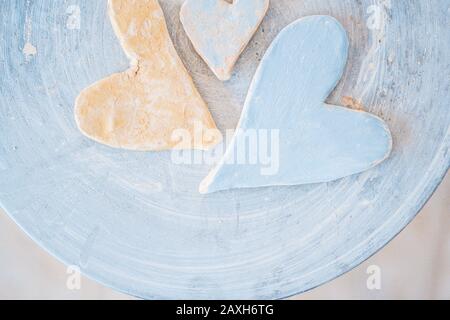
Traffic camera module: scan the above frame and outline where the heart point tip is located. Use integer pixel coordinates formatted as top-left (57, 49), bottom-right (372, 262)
top-left (198, 181), bottom-right (210, 195)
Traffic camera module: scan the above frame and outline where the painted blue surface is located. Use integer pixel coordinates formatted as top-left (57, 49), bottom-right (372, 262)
top-left (200, 16), bottom-right (392, 194)
top-left (180, 0), bottom-right (269, 80)
top-left (0, 0), bottom-right (449, 299)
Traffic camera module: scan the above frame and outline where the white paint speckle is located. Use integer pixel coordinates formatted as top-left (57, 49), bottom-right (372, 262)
top-left (23, 42), bottom-right (37, 61)
top-left (23, 0), bottom-right (36, 61)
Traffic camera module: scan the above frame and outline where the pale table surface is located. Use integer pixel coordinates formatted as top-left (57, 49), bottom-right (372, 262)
top-left (0, 173), bottom-right (448, 300)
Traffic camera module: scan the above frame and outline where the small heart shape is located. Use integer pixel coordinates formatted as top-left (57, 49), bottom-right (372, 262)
top-left (180, 0), bottom-right (270, 81)
top-left (75, 0), bottom-right (221, 151)
top-left (200, 16), bottom-right (393, 194)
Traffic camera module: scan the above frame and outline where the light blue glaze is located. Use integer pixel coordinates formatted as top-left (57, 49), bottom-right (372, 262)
top-left (0, 0), bottom-right (449, 300)
top-left (201, 16), bottom-right (393, 193)
top-left (180, 0), bottom-right (269, 80)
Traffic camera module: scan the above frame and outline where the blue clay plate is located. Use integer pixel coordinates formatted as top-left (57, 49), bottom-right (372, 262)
top-left (0, 0), bottom-right (448, 299)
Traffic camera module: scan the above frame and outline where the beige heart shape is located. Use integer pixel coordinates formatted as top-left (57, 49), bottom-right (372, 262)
top-left (75, 0), bottom-right (221, 151)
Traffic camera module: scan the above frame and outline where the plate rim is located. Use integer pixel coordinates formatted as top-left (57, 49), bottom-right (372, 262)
top-left (1, 137), bottom-right (448, 299)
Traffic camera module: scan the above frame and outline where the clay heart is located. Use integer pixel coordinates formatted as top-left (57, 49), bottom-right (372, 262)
top-left (75, 0), bottom-right (221, 151)
top-left (180, 0), bottom-right (270, 81)
top-left (200, 16), bottom-right (393, 194)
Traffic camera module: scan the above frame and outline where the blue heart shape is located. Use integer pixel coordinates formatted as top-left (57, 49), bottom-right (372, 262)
top-left (200, 16), bottom-right (393, 194)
